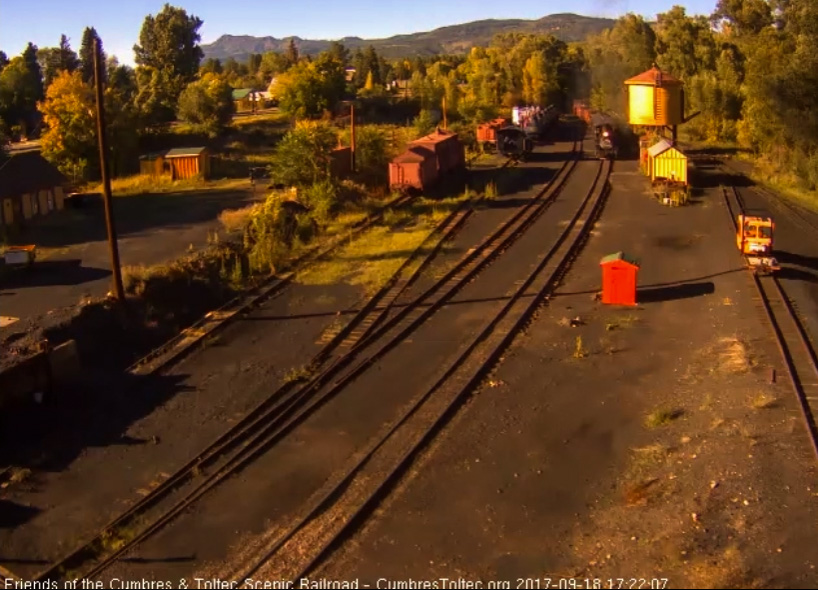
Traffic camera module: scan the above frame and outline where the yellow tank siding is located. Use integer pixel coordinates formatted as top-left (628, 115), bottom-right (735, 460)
top-left (628, 85), bottom-right (656, 126)
top-left (655, 86), bottom-right (683, 126)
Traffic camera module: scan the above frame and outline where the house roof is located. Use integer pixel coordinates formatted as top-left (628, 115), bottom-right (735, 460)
top-left (0, 151), bottom-right (68, 200)
top-left (164, 147), bottom-right (207, 158)
top-left (232, 88), bottom-right (252, 100)
top-left (625, 66), bottom-right (683, 86)
top-left (647, 139), bottom-right (673, 157)
top-left (600, 251), bottom-right (639, 267)
top-left (411, 128), bottom-right (459, 145)
top-left (393, 146), bottom-right (435, 163)
top-left (139, 151), bottom-right (167, 160)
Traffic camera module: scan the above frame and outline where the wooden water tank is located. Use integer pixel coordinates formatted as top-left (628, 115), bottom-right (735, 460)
top-left (624, 66), bottom-right (684, 127)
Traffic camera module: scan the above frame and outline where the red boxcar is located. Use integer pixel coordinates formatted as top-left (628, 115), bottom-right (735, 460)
top-left (409, 129), bottom-right (465, 175)
top-left (389, 146), bottom-right (438, 191)
top-left (476, 117), bottom-right (511, 144)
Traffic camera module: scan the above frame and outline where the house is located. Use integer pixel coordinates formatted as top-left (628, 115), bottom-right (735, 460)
top-left (138, 147), bottom-right (211, 181)
top-left (232, 88), bottom-right (254, 111)
top-left (0, 151), bottom-right (68, 227)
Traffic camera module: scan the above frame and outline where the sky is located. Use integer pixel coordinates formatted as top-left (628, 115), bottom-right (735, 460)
top-left (0, 0), bottom-right (717, 67)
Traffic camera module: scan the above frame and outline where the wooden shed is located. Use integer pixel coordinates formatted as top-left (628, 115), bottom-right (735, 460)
top-left (139, 152), bottom-right (166, 177)
top-left (600, 251), bottom-right (640, 306)
top-left (647, 139), bottom-right (688, 185)
top-left (389, 147), bottom-right (437, 191)
top-left (164, 147), bottom-right (211, 180)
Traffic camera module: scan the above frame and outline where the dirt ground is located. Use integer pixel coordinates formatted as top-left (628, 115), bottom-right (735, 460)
top-left (315, 160), bottom-right (818, 588)
top-left (0, 184), bottom-right (260, 330)
top-left (0, 135), bottom-right (571, 580)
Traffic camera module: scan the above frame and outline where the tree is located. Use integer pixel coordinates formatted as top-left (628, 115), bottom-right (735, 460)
top-left (712, 0), bottom-right (774, 34)
top-left (260, 52), bottom-right (288, 81)
top-left (269, 53), bottom-right (345, 119)
top-left (177, 73), bottom-right (235, 136)
top-left (286, 38), bottom-right (299, 67)
top-left (79, 27), bottom-right (104, 85)
top-left (0, 46), bottom-right (45, 136)
top-left (38, 70), bottom-right (97, 178)
top-left (328, 42), bottom-right (349, 67)
top-left (655, 6), bottom-right (717, 79)
top-left (269, 120), bottom-right (337, 187)
top-left (0, 51), bottom-right (8, 74)
top-left (39, 35), bottom-right (80, 88)
top-left (200, 58), bottom-right (223, 75)
top-left (134, 3), bottom-right (204, 123)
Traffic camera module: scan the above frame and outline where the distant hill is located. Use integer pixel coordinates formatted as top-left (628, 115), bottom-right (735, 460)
top-left (201, 13), bottom-right (615, 62)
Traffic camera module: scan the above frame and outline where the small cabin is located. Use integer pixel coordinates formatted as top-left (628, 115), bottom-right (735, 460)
top-left (389, 147), bottom-right (437, 191)
top-left (165, 147), bottom-right (211, 180)
top-left (647, 139), bottom-right (688, 185)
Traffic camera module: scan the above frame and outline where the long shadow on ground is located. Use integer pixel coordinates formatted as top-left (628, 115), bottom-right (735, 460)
top-left (0, 260), bottom-right (111, 289)
top-left (637, 281), bottom-right (715, 303)
top-left (12, 188), bottom-right (254, 249)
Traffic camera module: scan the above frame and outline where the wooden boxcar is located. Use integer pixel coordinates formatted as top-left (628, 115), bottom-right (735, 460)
top-left (477, 117), bottom-right (510, 147)
top-left (408, 129), bottom-right (465, 175)
top-left (389, 146), bottom-right (438, 191)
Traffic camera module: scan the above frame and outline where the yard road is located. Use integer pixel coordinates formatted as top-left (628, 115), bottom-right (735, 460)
top-left (0, 183), bottom-right (261, 330)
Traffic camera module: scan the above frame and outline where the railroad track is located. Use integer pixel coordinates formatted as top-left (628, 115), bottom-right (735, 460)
top-left (722, 186), bottom-right (818, 460)
top-left (221, 157), bottom-right (613, 584)
top-left (720, 159), bottom-right (818, 240)
top-left (33, 142), bottom-right (581, 585)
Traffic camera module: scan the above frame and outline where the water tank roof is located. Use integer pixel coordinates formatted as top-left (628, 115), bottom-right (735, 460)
top-left (625, 66), bottom-right (683, 86)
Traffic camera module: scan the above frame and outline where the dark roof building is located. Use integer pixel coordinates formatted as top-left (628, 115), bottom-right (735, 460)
top-left (0, 151), bottom-right (69, 226)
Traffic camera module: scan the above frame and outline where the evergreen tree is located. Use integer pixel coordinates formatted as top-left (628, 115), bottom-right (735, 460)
top-left (79, 27), bottom-right (105, 85)
top-left (286, 38), bottom-right (299, 66)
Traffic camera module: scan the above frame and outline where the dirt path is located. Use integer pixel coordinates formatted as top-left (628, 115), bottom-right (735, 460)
top-left (316, 161), bottom-right (818, 588)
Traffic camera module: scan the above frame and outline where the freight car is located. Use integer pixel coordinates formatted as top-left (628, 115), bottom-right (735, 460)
top-left (476, 117), bottom-right (511, 151)
top-left (496, 126), bottom-right (533, 160)
top-left (515, 105), bottom-right (559, 140)
top-left (389, 128), bottom-right (466, 193)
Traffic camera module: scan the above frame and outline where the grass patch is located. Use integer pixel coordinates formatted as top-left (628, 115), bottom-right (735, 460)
top-left (573, 336), bottom-right (588, 359)
top-left (750, 391), bottom-right (779, 409)
top-left (284, 364), bottom-right (313, 383)
top-left (219, 205), bottom-right (257, 233)
top-left (296, 198), bottom-right (459, 295)
top-left (82, 174), bottom-right (247, 197)
top-left (644, 407), bottom-right (684, 428)
top-left (717, 337), bottom-right (751, 374)
top-left (626, 443), bottom-right (672, 481)
top-left (8, 467), bottom-right (32, 484)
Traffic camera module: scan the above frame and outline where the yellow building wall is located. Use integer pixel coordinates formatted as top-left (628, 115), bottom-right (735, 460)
top-left (651, 148), bottom-right (688, 184)
top-left (22, 193), bottom-right (33, 219)
top-left (54, 186), bottom-right (65, 210)
top-left (38, 190), bottom-right (50, 215)
top-left (655, 87), bottom-right (683, 126)
top-left (2, 198), bottom-right (13, 225)
top-left (628, 85), bottom-right (656, 126)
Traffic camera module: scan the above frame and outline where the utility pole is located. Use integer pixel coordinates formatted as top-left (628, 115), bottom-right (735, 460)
top-left (350, 103), bottom-right (356, 173)
top-left (93, 37), bottom-right (125, 302)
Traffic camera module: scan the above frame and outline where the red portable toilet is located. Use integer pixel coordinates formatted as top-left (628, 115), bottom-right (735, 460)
top-left (600, 252), bottom-right (640, 306)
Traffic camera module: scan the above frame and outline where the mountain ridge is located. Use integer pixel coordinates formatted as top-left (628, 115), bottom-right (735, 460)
top-left (201, 13), bottom-right (615, 61)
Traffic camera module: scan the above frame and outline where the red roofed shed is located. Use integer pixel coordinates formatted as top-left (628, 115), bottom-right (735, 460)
top-left (600, 251), bottom-right (640, 306)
